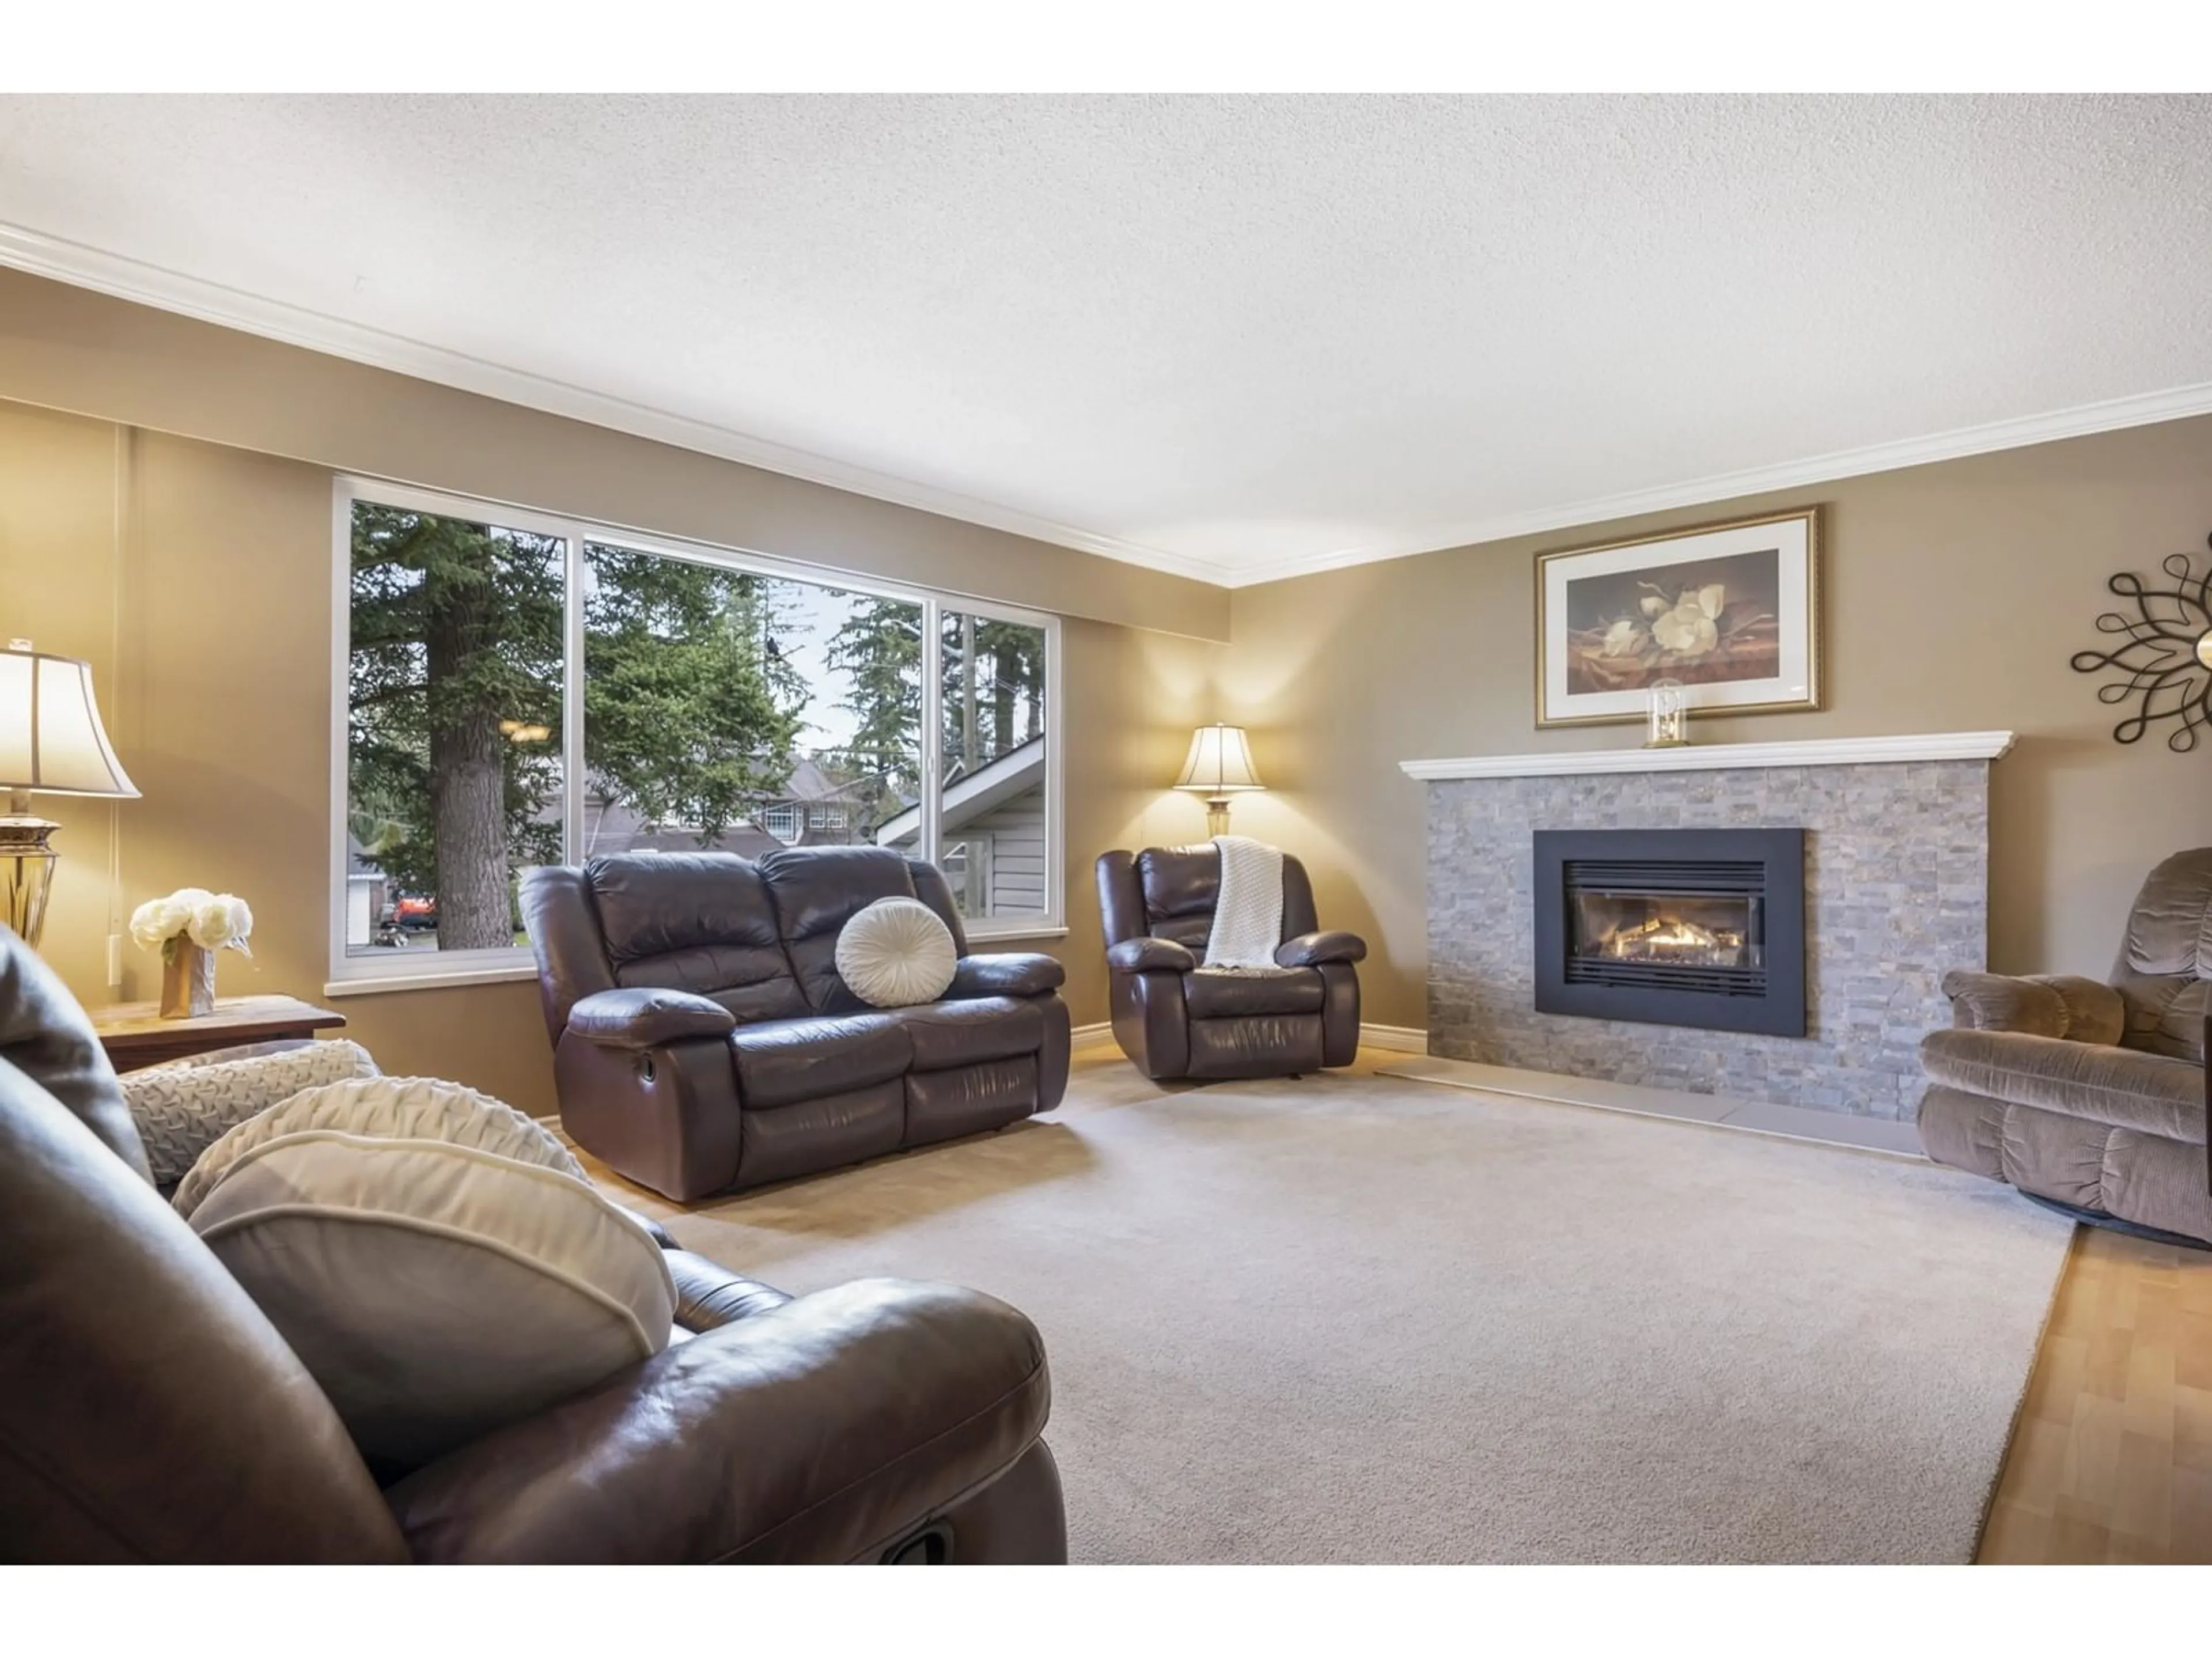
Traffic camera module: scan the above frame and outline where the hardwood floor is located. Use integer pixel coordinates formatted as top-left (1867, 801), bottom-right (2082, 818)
top-left (1979, 1224), bottom-right (2212, 1562)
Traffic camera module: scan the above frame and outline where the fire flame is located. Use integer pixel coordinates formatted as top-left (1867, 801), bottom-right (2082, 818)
top-left (1594, 912), bottom-right (1745, 967)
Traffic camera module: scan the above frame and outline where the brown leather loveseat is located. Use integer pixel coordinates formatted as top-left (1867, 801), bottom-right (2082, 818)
top-left (1097, 844), bottom-right (1366, 1081)
top-left (521, 845), bottom-right (1071, 1202)
top-left (0, 933), bottom-right (1067, 1563)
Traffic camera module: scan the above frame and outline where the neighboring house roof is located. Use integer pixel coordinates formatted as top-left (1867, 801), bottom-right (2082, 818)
top-left (774, 753), bottom-right (873, 806)
top-left (873, 736), bottom-right (1045, 846)
top-left (579, 797), bottom-right (784, 861)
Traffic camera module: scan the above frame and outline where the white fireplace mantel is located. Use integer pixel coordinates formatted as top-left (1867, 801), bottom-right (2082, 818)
top-left (1398, 730), bottom-right (2016, 781)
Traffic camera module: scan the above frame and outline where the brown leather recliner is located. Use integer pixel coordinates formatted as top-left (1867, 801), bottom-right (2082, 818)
top-left (521, 846), bottom-right (1071, 1203)
top-left (1097, 846), bottom-right (1366, 1081)
top-left (1919, 847), bottom-right (2211, 1244)
top-left (0, 931), bottom-right (1067, 1563)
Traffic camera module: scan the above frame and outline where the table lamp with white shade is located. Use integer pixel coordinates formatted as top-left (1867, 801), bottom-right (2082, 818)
top-left (0, 639), bottom-right (138, 950)
top-left (1173, 723), bottom-right (1265, 837)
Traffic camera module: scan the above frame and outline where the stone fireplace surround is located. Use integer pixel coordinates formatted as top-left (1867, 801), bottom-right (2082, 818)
top-left (1400, 733), bottom-right (2016, 1122)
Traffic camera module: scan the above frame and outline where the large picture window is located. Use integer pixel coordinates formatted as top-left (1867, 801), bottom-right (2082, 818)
top-left (332, 481), bottom-right (1060, 989)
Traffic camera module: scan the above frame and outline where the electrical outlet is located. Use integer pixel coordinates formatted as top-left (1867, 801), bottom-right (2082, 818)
top-left (106, 933), bottom-right (123, 988)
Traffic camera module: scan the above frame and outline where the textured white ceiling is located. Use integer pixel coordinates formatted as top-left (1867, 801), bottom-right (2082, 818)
top-left (3, 94), bottom-right (2211, 586)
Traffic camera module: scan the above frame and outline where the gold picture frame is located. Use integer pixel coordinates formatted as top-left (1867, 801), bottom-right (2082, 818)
top-left (1533, 506), bottom-right (1823, 729)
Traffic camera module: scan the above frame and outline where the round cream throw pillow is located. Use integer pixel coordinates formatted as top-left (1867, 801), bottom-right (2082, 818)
top-left (177, 1077), bottom-right (675, 1468)
top-left (835, 896), bottom-right (959, 1008)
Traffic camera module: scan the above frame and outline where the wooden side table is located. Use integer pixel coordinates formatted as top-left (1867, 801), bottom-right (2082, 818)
top-left (90, 995), bottom-right (347, 1073)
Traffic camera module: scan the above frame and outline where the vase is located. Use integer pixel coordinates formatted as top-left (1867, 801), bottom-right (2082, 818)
top-left (160, 941), bottom-right (217, 1020)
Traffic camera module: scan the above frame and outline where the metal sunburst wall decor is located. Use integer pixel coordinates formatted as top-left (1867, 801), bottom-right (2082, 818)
top-left (2070, 535), bottom-right (2212, 752)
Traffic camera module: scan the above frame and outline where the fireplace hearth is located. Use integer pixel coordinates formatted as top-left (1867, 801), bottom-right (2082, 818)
top-left (1533, 828), bottom-right (1806, 1037)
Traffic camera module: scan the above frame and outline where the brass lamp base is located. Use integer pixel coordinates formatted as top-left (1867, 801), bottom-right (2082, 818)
top-left (0, 815), bottom-right (58, 950)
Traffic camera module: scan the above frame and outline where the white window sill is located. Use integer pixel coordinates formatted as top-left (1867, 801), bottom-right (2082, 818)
top-left (324, 964), bottom-right (540, 998)
top-left (325, 925), bottom-right (1067, 998)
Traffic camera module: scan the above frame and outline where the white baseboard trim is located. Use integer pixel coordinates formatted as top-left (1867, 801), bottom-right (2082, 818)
top-left (1070, 1021), bottom-right (1116, 1049)
top-left (1359, 1024), bottom-right (1429, 1054)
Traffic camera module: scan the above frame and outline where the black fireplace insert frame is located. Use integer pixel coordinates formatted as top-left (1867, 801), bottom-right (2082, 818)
top-left (1532, 827), bottom-right (1807, 1037)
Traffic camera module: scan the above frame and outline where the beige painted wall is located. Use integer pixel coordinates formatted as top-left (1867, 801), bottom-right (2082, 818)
top-left (1222, 416), bottom-right (2212, 1029)
top-left (0, 395), bottom-right (1222, 1114)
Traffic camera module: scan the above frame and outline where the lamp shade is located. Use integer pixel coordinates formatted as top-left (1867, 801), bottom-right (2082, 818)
top-left (0, 643), bottom-right (139, 800)
top-left (1173, 724), bottom-right (1264, 796)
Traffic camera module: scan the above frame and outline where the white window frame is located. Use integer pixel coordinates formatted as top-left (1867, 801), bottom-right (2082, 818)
top-left (328, 476), bottom-right (1065, 995)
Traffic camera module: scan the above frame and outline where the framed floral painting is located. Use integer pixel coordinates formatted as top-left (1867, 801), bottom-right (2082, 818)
top-left (1534, 507), bottom-right (1822, 728)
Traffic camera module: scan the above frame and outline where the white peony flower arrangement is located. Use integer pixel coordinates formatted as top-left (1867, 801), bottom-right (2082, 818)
top-left (131, 888), bottom-right (254, 962)
top-left (134, 888), bottom-right (253, 1018)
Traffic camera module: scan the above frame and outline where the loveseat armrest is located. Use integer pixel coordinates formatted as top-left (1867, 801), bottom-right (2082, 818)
top-left (1941, 969), bottom-right (2124, 1044)
top-left (947, 953), bottom-right (1066, 999)
top-left (385, 1278), bottom-right (1055, 1564)
top-left (1275, 930), bottom-right (1368, 969)
top-left (1106, 937), bottom-right (1198, 974)
top-left (566, 987), bottom-right (737, 1050)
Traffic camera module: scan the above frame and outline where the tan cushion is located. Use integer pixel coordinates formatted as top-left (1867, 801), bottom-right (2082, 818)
top-left (173, 1074), bottom-right (574, 1219)
top-left (2113, 970), bottom-right (2210, 1064)
top-left (834, 896), bottom-right (957, 1008)
top-left (123, 1039), bottom-right (379, 1188)
top-left (177, 1078), bottom-right (673, 1468)
top-left (2112, 847), bottom-right (2212, 1065)
top-left (2120, 847), bottom-right (2212, 978)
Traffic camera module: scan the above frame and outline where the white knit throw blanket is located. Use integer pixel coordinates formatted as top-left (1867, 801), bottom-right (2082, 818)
top-left (1205, 835), bottom-right (1285, 969)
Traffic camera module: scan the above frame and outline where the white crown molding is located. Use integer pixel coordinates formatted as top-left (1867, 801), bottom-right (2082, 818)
top-left (1221, 383), bottom-right (2212, 588)
top-left (1399, 730), bottom-right (2017, 781)
top-left (9, 222), bottom-right (2212, 597)
top-left (0, 223), bottom-right (1234, 588)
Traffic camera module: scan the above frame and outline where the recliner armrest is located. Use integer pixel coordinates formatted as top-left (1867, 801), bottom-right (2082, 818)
top-left (662, 1248), bottom-right (794, 1331)
top-left (566, 988), bottom-right (737, 1050)
top-left (1275, 930), bottom-right (1367, 968)
top-left (384, 1278), bottom-right (1054, 1564)
top-left (1106, 937), bottom-right (1198, 974)
top-left (1940, 970), bottom-right (2123, 1044)
top-left (946, 953), bottom-right (1066, 999)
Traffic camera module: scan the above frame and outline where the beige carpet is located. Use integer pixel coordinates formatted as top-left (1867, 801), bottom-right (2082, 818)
top-left (593, 1052), bottom-right (2074, 1563)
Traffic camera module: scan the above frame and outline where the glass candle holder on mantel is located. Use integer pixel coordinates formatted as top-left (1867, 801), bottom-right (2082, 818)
top-left (1643, 678), bottom-right (1690, 749)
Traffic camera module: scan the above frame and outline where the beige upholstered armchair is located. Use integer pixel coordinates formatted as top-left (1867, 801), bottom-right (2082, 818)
top-left (1918, 848), bottom-right (2211, 1244)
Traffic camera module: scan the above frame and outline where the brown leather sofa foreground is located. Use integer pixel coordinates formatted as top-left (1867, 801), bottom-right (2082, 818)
top-left (1919, 847), bottom-right (2211, 1245)
top-left (1097, 845), bottom-right (1366, 1081)
top-left (522, 846), bottom-right (1071, 1202)
top-left (0, 932), bottom-right (1067, 1563)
